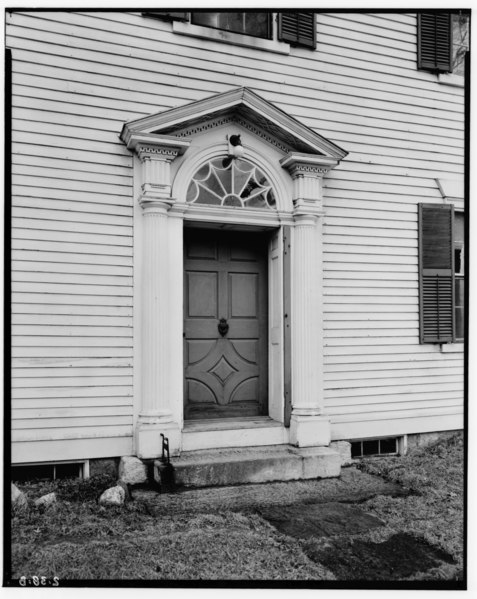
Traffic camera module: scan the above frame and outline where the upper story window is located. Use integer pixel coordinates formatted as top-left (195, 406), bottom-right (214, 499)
top-left (143, 11), bottom-right (316, 53)
top-left (191, 13), bottom-right (272, 40)
top-left (417, 11), bottom-right (470, 74)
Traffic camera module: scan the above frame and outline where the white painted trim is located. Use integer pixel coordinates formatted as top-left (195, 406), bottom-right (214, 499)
top-left (123, 132), bottom-right (191, 154)
top-left (120, 87), bottom-right (347, 161)
top-left (179, 205), bottom-right (291, 229)
top-left (132, 153), bottom-right (143, 438)
top-left (268, 229), bottom-right (285, 423)
top-left (435, 178), bottom-right (465, 201)
top-left (182, 424), bottom-right (289, 452)
top-left (12, 437), bottom-right (134, 463)
top-left (172, 138), bottom-right (292, 214)
top-left (440, 344), bottom-right (464, 353)
top-left (398, 435), bottom-right (408, 456)
top-left (438, 73), bottom-right (465, 87)
top-left (331, 413), bottom-right (464, 441)
top-left (172, 20), bottom-right (291, 55)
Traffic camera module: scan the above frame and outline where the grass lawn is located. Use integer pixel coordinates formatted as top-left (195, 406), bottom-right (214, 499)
top-left (8, 432), bottom-right (464, 583)
top-left (357, 432), bottom-right (464, 578)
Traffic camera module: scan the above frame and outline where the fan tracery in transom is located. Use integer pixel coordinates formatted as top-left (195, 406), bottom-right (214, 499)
top-left (186, 157), bottom-right (276, 209)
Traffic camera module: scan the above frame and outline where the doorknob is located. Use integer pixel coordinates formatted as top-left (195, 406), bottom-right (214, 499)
top-left (218, 318), bottom-right (229, 337)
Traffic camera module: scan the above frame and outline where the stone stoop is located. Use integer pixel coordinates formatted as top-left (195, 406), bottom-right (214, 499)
top-left (154, 444), bottom-right (342, 489)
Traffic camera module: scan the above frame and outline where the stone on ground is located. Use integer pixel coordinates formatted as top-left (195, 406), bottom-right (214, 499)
top-left (331, 441), bottom-right (353, 466)
top-left (11, 483), bottom-right (28, 509)
top-left (116, 479), bottom-right (131, 501)
top-left (99, 485), bottom-right (125, 506)
top-left (118, 456), bottom-right (147, 485)
top-left (34, 492), bottom-right (57, 508)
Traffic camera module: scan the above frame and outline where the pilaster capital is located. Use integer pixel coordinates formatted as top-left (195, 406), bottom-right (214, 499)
top-left (126, 134), bottom-right (191, 204)
top-left (139, 197), bottom-right (173, 214)
top-left (293, 199), bottom-right (325, 222)
top-left (136, 144), bottom-right (183, 163)
top-left (281, 153), bottom-right (338, 208)
top-left (123, 131), bottom-right (190, 160)
top-left (280, 152), bottom-right (339, 178)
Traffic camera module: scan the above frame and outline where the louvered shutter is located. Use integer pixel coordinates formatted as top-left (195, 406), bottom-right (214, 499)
top-left (142, 12), bottom-right (190, 22)
top-left (278, 13), bottom-right (316, 49)
top-left (419, 204), bottom-right (455, 343)
top-left (418, 13), bottom-right (452, 72)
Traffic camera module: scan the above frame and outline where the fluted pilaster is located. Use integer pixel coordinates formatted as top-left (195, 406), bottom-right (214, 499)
top-left (282, 154), bottom-right (333, 446)
top-left (140, 200), bottom-right (171, 421)
top-left (131, 138), bottom-right (188, 457)
top-left (291, 213), bottom-right (322, 415)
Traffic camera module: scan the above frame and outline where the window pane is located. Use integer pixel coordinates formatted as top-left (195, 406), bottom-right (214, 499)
top-left (454, 212), bottom-right (465, 244)
top-left (191, 12), bottom-right (271, 39)
top-left (380, 438), bottom-right (397, 454)
top-left (187, 157), bottom-right (276, 211)
top-left (455, 278), bottom-right (464, 340)
top-left (455, 308), bottom-right (464, 340)
top-left (363, 440), bottom-right (379, 455)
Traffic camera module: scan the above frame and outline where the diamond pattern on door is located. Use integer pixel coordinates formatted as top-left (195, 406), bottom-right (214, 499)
top-left (184, 229), bottom-right (268, 420)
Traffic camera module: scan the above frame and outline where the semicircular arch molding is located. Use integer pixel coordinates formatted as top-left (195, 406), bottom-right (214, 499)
top-left (172, 136), bottom-right (293, 215)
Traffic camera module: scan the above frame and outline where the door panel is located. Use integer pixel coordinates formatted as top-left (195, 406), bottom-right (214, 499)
top-left (184, 229), bottom-right (268, 420)
top-left (229, 273), bottom-right (258, 317)
top-left (187, 272), bottom-right (218, 317)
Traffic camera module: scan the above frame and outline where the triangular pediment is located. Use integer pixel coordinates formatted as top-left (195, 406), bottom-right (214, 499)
top-left (121, 87), bottom-right (347, 160)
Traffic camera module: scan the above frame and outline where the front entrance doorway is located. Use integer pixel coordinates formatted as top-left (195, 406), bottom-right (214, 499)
top-left (184, 228), bottom-right (268, 420)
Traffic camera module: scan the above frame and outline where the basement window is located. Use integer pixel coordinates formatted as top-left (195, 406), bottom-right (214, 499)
top-left (11, 461), bottom-right (87, 482)
top-left (351, 438), bottom-right (399, 458)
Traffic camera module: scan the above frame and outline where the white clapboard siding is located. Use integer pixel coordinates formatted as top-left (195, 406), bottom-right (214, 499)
top-left (13, 197), bottom-right (133, 217)
top-left (13, 406), bottom-right (133, 418)
top-left (12, 426), bottom-right (133, 443)
top-left (13, 397), bottom-right (134, 409)
top-left (8, 9), bottom-right (464, 458)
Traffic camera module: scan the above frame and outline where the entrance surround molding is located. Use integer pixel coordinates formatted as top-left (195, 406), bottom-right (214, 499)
top-left (121, 88), bottom-right (347, 457)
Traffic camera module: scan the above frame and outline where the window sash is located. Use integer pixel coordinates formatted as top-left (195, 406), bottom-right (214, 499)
top-left (191, 12), bottom-right (272, 40)
top-left (419, 203), bottom-right (455, 344)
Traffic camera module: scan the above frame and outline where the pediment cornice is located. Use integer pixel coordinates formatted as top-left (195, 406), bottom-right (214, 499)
top-left (120, 87), bottom-right (348, 162)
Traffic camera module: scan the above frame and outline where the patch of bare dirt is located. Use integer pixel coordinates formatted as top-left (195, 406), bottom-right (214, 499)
top-left (305, 533), bottom-right (456, 581)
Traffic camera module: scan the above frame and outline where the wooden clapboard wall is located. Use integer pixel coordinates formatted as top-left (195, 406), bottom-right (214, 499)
top-left (7, 11), bottom-right (464, 460)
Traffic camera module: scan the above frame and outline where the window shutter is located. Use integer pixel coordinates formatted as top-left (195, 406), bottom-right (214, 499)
top-left (142, 12), bottom-right (190, 22)
top-left (278, 13), bottom-right (316, 49)
top-left (419, 204), bottom-right (455, 343)
top-left (418, 13), bottom-right (452, 72)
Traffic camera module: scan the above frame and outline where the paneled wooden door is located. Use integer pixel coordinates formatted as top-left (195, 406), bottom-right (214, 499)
top-left (184, 228), bottom-right (268, 420)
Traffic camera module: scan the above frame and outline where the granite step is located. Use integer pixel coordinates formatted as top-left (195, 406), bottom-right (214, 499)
top-left (155, 444), bottom-right (342, 488)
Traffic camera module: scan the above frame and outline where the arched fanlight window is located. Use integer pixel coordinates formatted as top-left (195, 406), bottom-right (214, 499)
top-left (186, 157), bottom-right (276, 209)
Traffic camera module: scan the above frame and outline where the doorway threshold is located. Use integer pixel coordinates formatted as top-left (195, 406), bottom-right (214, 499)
top-left (182, 417), bottom-right (288, 452)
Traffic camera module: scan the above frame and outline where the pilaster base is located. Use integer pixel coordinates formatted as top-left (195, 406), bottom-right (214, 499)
top-left (289, 414), bottom-right (331, 447)
top-left (135, 420), bottom-right (181, 459)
